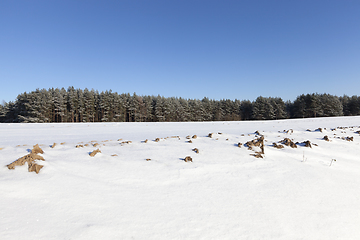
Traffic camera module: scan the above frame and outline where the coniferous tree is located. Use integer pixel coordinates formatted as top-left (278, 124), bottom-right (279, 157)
top-left (83, 88), bottom-right (96, 122)
top-left (320, 94), bottom-right (343, 117)
top-left (154, 95), bottom-right (165, 122)
top-left (252, 96), bottom-right (275, 120)
top-left (0, 103), bottom-right (5, 122)
top-left (51, 88), bottom-right (66, 122)
top-left (178, 97), bottom-right (191, 121)
top-left (346, 95), bottom-right (360, 116)
top-left (240, 100), bottom-right (253, 120)
top-left (270, 97), bottom-right (287, 119)
top-left (3, 87), bottom-right (360, 123)
top-left (292, 94), bottom-right (307, 118)
top-left (112, 92), bottom-right (126, 122)
top-left (66, 87), bottom-right (77, 122)
top-left (200, 97), bottom-right (213, 121)
top-left (141, 95), bottom-right (154, 122)
top-left (339, 95), bottom-right (351, 116)
top-left (0, 101), bottom-right (16, 122)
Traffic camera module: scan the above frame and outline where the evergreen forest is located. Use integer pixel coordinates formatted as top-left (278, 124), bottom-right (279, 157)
top-left (0, 87), bottom-right (359, 123)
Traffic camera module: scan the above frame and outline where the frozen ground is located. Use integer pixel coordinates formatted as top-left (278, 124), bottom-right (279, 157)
top-left (1, 116), bottom-right (360, 240)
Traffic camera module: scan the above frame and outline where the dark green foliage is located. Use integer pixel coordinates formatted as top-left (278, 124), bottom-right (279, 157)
top-left (340, 95), bottom-right (360, 116)
top-left (292, 93), bottom-right (344, 118)
top-left (0, 87), bottom-right (357, 123)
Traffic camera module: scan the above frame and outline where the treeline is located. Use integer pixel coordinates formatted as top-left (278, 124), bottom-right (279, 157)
top-left (0, 87), bottom-right (359, 123)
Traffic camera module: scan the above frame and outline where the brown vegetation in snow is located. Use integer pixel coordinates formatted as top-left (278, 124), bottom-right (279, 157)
top-left (32, 144), bottom-right (44, 154)
top-left (89, 149), bottom-right (101, 157)
top-left (280, 138), bottom-right (297, 148)
top-left (184, 156), bottom-right (193, 162)
top-left (192, 148), bottom-right (199, 153)
top-left (7, 144), bottom-right (45, 174)
top-left (273, 143), bottom-right (284, 149)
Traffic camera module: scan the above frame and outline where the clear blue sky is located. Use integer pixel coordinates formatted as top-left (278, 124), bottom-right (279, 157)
top-left (1, 0), bottom-right (360, 103)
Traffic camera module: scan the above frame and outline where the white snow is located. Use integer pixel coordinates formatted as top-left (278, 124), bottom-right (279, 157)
top-left (1, 116), bottom-right (360, 240)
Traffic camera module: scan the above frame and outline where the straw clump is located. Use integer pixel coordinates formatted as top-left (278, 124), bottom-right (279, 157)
top-left (89, 149), bottom-right (101, 157)
top-left (184, 156), bottom-right (193, 162)
top-left (32, 144), bottom-right (44, 154)
top-left (280, 138), bottom-right (297, 148)
top-left (273, 143), bottom-right (284, 149)
top-left (7, 144), bottom-right (45, 174)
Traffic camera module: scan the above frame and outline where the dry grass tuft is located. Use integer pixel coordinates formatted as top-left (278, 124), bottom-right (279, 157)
top-left (7, 153), bottom-right (45, 174)
top-left (302, 140), bottom-right (312, 148)
top-left (345, 136), bottom-right (354, 141)
top-left (28, 162), bottom-right (44, 174)
top-left (251, 153), bottom-right (263, 158)
top-left (280, 138), bottom-right (297, 148)
top-left (89, 149), bottom-right (101, 157)
top-left (32, 144), bottom-right (44, 154)
top-left (246, 136), bottom-right (264, 151)
top-left (273, 143), bottom-right (284, 149)
top-left (184, 156), bottom-right (193, 162)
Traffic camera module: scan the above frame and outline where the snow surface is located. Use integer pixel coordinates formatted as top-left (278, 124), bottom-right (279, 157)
top-left (1, 116), bottom-right (360, 240)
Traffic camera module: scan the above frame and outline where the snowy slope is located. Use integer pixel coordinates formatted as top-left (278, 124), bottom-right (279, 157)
top-left (1, 116), bottom-right (360, 240)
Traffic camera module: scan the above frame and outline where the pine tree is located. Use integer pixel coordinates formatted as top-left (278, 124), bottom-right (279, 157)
top-left (252, 96), bottom-right (275, 120)
top-left (270, 97), bottom-right (287, 119)
top-left (178, 97), bottom-right (191, 121)
top-left (154, 95), bottom-right (166, 122)
top-left (293, 94), bottom-right (307, 118)
top-left (52, 88), bottom-right (66, 122)
top-left (240, 100), bottom-right (253, 120)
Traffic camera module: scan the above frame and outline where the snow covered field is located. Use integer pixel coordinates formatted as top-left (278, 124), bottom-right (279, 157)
top-left (1, 116), bottom-right (360, 240)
